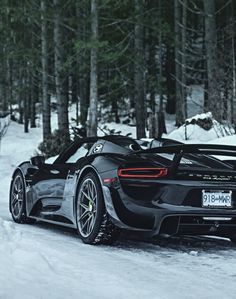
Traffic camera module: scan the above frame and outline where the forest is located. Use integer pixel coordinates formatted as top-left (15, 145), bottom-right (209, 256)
top-left (0, 0), bottom-right (236, 153)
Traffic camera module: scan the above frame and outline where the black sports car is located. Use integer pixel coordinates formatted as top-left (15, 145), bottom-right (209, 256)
top-left (9, 135), bottom-right (236, 245)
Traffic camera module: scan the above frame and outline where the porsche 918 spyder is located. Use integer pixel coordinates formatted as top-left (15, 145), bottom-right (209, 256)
top-left (9, 135), bottom-right (236, 245)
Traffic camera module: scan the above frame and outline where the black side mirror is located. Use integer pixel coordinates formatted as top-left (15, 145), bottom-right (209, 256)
top-left (30, 155), bottom-right (45, 167)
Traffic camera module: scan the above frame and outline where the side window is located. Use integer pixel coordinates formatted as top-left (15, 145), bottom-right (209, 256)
top-left (65, 143), bottom-right (91, 163)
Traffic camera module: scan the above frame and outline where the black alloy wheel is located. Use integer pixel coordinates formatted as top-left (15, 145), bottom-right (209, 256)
top-left (10, 171), bottom-right (35, 224)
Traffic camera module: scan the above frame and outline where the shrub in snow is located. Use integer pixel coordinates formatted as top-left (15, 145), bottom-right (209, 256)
top-left (38, 130), bottom-right (71, 158)
top-left (185, 113), bottom-right (213, 131)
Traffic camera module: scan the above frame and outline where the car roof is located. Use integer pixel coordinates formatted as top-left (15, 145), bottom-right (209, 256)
top-left (54, 135), bottom-right (141, 163)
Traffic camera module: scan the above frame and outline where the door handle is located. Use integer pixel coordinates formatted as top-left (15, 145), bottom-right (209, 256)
top-left (50, 169), bottom-right (60, 175)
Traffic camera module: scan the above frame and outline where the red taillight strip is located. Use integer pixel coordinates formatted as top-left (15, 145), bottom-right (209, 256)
top-left (118, 167), bottom-right (168, 179)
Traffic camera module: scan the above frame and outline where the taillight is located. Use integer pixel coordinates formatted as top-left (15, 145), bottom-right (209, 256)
top-left (118, 167), bottom-right (168, 179)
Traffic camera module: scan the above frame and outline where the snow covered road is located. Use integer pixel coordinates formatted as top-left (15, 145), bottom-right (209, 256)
top-left (0, 121), bottom-right (236, 299)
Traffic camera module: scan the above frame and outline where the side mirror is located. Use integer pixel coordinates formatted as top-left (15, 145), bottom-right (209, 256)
top-left (30, 155), bottom-right (45, 167)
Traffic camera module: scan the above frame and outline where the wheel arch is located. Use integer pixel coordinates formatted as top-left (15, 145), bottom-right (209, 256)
top-left (76, 165), bottom-right (103, 194)
top-left (74, 165), bottom-right (103, 217)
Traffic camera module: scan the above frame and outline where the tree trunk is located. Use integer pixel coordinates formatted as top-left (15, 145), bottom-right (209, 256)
top-left (181, 0), bottom-right (187, 118)
top-left (24, 98), bottom-right (29, 133)
top-left (18, 68), bottom-right (23, 124)
top-left (1, 53), bottom-right (7, 113)
top-left (112, 97), bottom-right (119, 123)
top-left (146, 0), bottom-right (157, 138)
top-left (165, 43), bottom-right (176, 114)
top-left (231, 0), bottom-right (236, 128)
top-left (30, 80), bottom-right (36, 128)
top-left (175, 0), bottom-right (185, 126)
top-left (5, 57), bottom-right (11, 113)
top-left (204, 0), bottom-right (222, 121)
top-left (18, 96), bottom-right (23, 124)
top-left (134, 0), bottom-right (146, 138)
top-left (87, 0), bottom-right (98, 137)
top-left (23, 77), bottom-right (29, 133)
top-left (41, 0), bottom-right (51, 139)
top-left (157, 0), bottom-right (166, 139)
top-left (53, 0), bottom-right (69, 138)
top-left (76, 2), bottom-right (89, 128)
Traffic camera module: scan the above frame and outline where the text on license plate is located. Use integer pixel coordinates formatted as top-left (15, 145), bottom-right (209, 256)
top-left (202, 190), bottom-right (232, 208)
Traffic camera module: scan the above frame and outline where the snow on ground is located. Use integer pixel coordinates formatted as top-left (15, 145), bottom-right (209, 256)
top-left (1, 119), bottom-right (236, 299)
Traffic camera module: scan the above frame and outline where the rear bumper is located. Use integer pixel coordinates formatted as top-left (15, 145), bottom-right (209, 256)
top-left (176, 215), bottom-right (236, 237)
top-left (103, 186), bottom-right (236, 237)
top-left (155, 212), bottom-right (236, 237)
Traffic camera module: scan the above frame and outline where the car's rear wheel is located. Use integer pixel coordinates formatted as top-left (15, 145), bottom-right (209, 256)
top-left (10, 171), bottom-right (35, 224)
top-left (76, 172), bottom-right (119, 245)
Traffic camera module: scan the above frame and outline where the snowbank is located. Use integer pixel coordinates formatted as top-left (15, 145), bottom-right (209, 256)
top-left (166, 112), bottom-right (235, 144)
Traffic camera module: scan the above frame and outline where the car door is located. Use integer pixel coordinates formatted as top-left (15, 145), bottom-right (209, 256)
top-left (58, 142), bottom-right (97, 224)
top-left (28, 140), bottom-right (96, 223)
top-left (29, 162), bottom-right (74, 217)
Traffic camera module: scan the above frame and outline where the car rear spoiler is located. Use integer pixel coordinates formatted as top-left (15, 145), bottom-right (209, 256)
top-left (128, 143), bottom-right (236, 156)
top-left (128, 143), bottom-right (236, 173)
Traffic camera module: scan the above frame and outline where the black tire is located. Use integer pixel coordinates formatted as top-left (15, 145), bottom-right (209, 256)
top-left (10, 171), bottom-right (35, 224)
top-left (76, 172), bottom-right (119, 245)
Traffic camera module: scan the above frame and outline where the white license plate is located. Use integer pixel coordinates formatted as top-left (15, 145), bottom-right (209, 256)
top-left (202, 190), bottom-right (232, 208)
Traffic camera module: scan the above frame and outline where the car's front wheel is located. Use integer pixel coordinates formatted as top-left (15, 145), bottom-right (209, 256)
top-left (76, 172), bottom-right (119, 245)
top-left (10, 171), bottom-right (35, 224)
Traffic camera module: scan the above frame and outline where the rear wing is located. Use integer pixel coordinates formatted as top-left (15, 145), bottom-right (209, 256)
top-left (129, 144), bottom-right (236, 156)
top-left (128, 143), bottom-right (236, 174)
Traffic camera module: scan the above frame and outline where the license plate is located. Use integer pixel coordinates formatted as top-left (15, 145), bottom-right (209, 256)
top-left (202, 190), bottom-right (232, 208)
